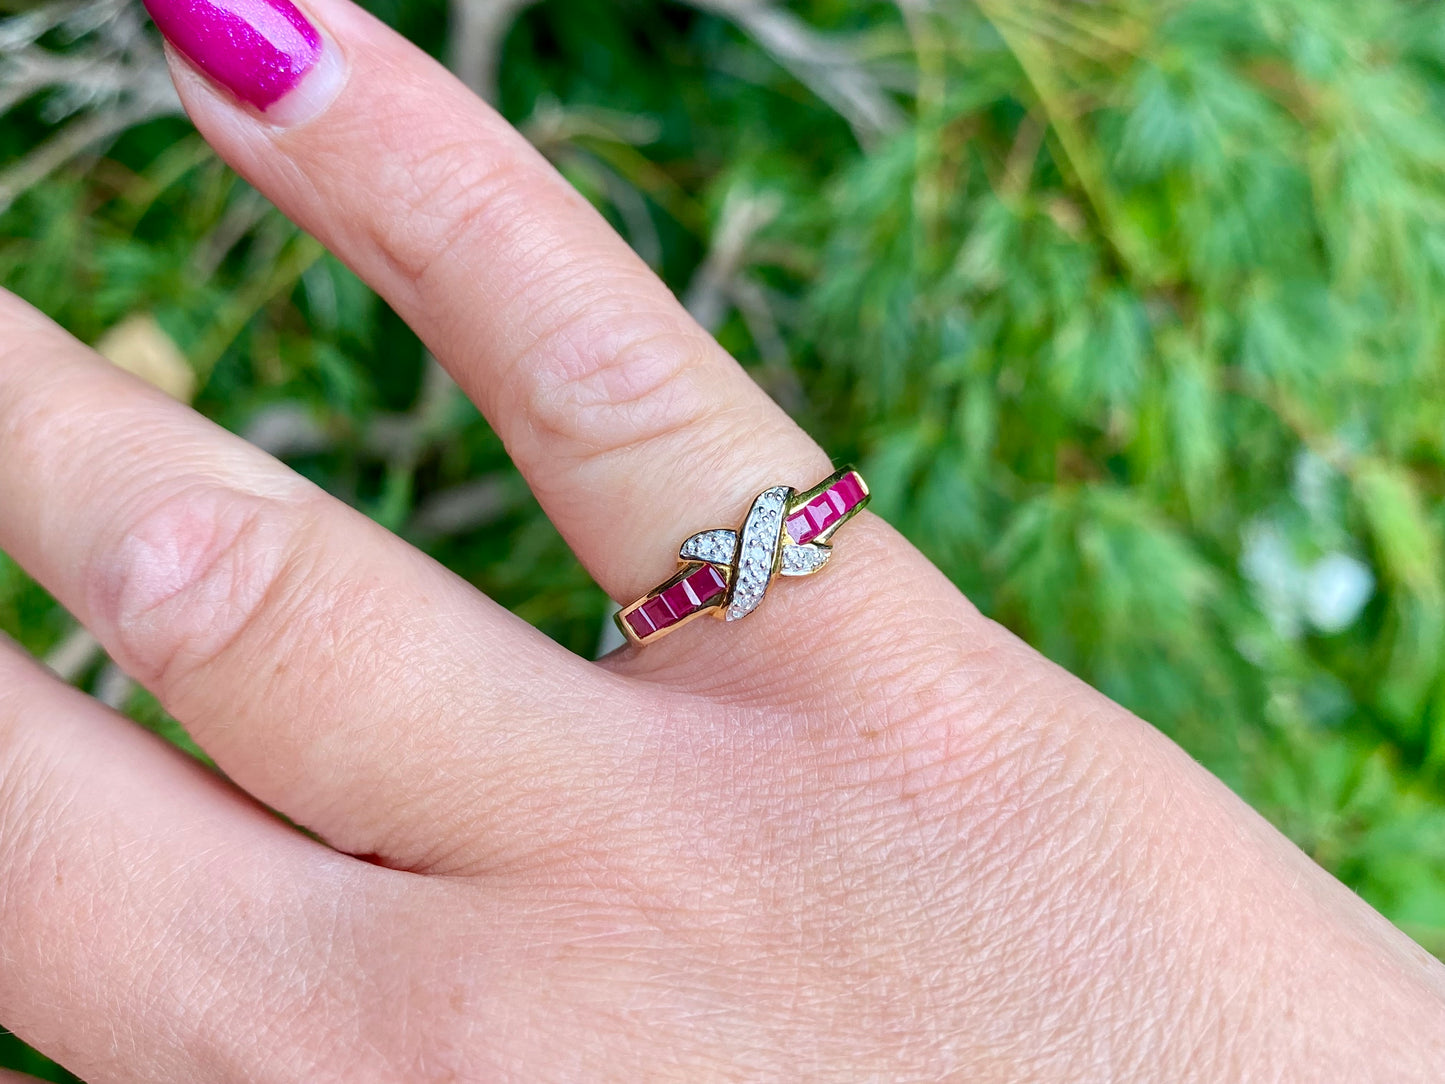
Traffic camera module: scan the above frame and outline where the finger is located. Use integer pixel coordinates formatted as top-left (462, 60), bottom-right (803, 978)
top-left (145, 0), bottom-right (842, 616)
top-left (0, 290), bottom-right (632, 872)
top-left (0, 638), bottom-right (370, 1082)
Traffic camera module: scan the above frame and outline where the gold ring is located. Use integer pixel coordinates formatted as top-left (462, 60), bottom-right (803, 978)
top-left (616, 467), bottom-right (870, 645)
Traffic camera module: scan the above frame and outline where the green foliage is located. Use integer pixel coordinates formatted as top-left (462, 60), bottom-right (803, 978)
top-left (3, 0), bottom-right (1445, 1073)
top-left (787, 0), bottom-right (1445, 941)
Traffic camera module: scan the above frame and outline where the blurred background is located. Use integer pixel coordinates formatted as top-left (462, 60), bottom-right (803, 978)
top-left (4, 0), bottom-right (1445, 1076)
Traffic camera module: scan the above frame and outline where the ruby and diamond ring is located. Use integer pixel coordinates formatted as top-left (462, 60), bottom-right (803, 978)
top-left (616, 467), bottom-right (870, 646)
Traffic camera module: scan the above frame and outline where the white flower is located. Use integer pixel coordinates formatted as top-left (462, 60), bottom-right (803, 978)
top-left (1304, 553), bottom-right (1374, 634)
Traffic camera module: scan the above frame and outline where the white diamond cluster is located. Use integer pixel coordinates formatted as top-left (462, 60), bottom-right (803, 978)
top-left (781, 542), bottom-right (830, 576)
top-left (725, 486), bottom-right (791, 621)
top-left (679, 529), bottom-right (738, 566)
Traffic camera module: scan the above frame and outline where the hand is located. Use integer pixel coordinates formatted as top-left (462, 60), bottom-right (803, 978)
top-left (0, 0), bottom-right (1442, 1080)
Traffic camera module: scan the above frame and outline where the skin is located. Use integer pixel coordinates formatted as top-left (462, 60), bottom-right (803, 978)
top-left (0, 1), bottom-right (1442, 1081)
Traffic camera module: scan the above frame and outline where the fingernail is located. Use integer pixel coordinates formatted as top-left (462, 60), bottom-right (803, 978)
top-left (143, 0), bottom-right (323, 113)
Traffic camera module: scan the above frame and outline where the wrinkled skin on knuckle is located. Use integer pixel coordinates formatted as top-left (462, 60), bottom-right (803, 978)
top-left (509, 307), bottom-right (720, 467)
top-left (343, 115), bottom-right (725, 472)
top-left (83, 483), bottom-right (320, 697)
top-left (343, 106), bottom-right (586, 331)
top-left (474, 694), bottom-right (956, 1072)
top-left (361, 124), bottom-right (522, 303)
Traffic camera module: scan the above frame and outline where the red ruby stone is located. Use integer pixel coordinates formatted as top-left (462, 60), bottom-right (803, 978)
top-left (786, 471), bottom-right (867, 545)
top-left (624, 563), bottom-right (728, 640)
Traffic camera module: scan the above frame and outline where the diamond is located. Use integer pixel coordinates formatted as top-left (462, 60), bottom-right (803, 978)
top-left (680, 529), bottom-right (738, 565)
top-left (781, 542), bottom-right (831, 576)
top-left (726, 485), bottom-right (790, 622)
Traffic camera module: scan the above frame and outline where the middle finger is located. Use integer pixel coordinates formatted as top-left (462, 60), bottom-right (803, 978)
top-left (0, 291), bottom-right (637, 873)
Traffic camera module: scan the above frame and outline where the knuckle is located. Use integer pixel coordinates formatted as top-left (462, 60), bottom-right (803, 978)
top-left (518, 310), bottom-right (719, 462)
top-left (364, 127), bottom-right (524, 298)
top-left (85, 483), bottom-right (322, 696)
top-left (347, 116), bottom-right (731, 467)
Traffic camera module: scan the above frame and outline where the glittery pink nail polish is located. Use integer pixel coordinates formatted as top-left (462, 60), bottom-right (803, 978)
top-left (143, 0), bottom-right (322, 111)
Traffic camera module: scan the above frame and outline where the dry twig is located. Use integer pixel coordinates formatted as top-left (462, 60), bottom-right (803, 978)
top-left (446, 0), bottom-right (900, 143)
top-left (0, 0), bottom-right (182, 210)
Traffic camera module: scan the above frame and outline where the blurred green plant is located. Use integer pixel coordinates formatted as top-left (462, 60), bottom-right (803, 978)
top-left (3, 0), bottom-right (1445, 1075)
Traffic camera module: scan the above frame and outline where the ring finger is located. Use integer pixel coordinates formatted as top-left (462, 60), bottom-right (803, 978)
top-left (149, 0), bottom-right (907, 672)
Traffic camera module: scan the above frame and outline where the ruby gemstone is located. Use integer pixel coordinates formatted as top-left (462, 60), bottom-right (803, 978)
top-left (786, 471), bottom-right (867, 545)
top-left (624, 563), bottom-right (727, 640)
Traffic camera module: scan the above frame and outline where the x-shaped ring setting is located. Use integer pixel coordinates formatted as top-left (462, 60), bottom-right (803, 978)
top-left (616, 467), bottom-right (870, 645)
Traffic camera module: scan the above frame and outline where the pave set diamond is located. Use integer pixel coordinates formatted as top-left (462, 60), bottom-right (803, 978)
top-left (679, 529), bottom-right (739, 566)
top-left (725, 486), bottom-right (790, 622)
top-left (780, 542), bottom-right (830, 576)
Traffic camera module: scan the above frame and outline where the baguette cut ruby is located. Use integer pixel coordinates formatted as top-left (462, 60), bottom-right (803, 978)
top-left (623, 608), bottom-right (653, 639)
top-left (623, 563), bottom-right (727, 640)
top-left (684, 563), bottom-right (728, 606)
top-left (661, 581), bottom-right (694, 616)
top-left (786, 471), bottom-right (867, 545)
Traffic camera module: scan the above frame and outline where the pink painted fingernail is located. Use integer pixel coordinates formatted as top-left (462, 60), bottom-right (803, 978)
top-left (143, 0), bottom-right (322, 112)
